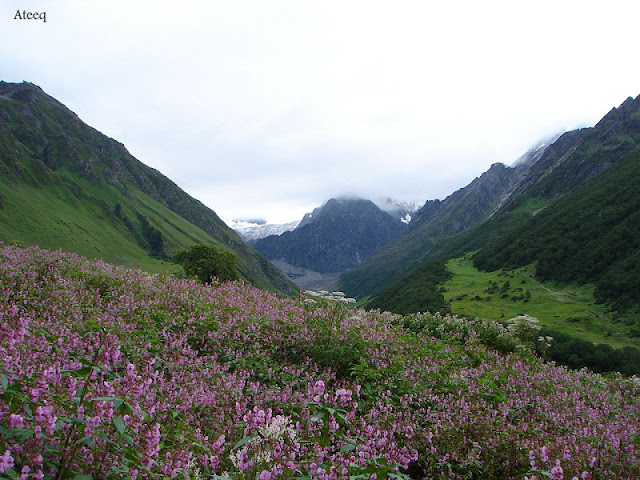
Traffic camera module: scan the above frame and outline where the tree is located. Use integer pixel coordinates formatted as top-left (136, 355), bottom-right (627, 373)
top-left (174, 244), bottom-right (240, 284)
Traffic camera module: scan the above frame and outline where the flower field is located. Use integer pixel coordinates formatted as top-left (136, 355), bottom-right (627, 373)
top-left (1, 245), bottom-right (639, 479)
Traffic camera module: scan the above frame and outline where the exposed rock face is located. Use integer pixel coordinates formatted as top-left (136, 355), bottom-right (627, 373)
top-left (409, 162), bottom-right (527, 238)
top-left (253, 198), bottom-right (406, 273)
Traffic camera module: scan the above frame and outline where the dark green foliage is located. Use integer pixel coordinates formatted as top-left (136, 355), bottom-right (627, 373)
top-left (537, 328), bottom-right (640, 375)
top-left (366, 260), bottom-right (452, 314)
top-left (137, 214), bottom-right (167, 259)
top-left (175, 243), bottom-right (240, 284)
top-left (278, 313), bottom-right (367, 379)
top-left (394, 312), bottom-right (520, 354)
top-left (473, 150), bottom-right (640, 312)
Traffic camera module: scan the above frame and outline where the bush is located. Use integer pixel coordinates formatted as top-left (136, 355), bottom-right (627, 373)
top-left (174, 243), bottom-right (240, 283)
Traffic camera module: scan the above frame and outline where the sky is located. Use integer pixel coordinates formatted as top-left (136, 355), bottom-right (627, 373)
top-left (2, 0), bottom-right (640, 224)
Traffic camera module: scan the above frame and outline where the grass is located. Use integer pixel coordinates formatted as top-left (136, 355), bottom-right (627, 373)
top-left (442, 254), bottom-right (640, 349)
top-left (0, 181), bottom-right (180, 275)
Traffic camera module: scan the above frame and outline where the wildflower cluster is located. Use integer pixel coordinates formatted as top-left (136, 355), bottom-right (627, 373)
top-left (506, 314), bottom-right (542, 344)
top-left (0, 245), bottom-right (638, 479)
top-left (395, 311), bottom-right (522, 353)
top-left (303, 290), bottom-right (357, 304)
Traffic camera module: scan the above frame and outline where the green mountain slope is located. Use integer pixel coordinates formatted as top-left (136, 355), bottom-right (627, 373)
top-left (473, 148), bottom-right (640, 312)
top-left (341, 95), bottom-right (640, 303)
top-left (358, 94), bottom-right (640, 354)
top-left (0, 81), bottom-right (297, 294)
top-left (364, 148), bottom-right (640, 345)
top-left (443, 255), bottom-right (638, 349)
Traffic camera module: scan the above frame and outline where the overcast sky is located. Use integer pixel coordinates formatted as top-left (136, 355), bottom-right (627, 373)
top-left (2, 1), bottom-right (640, 223)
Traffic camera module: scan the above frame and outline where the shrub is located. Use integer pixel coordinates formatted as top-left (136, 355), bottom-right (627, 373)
top-left (175, 243), bottom-right (240, 283)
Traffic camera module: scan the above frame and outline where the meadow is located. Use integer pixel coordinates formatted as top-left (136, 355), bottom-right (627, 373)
top-left (443, 256), bottom-right (639, 350)
top-left (1, 245), bottom-right (639, 479)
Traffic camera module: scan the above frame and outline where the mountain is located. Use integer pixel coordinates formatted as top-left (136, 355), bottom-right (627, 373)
top-left (252, 197), bottom-right (407, 276)
top-left (0, 81), bottom-right (297, 294)
top-left (373, 198), bottom-right (420, 224)
top-left (473, 147), bottom-right (640, 312)
top-left (339, 161), bottom-right (529, 298)
top-left (355, 93), bottom-right (640, 319)
top-left (496, 95), bottom-right (640, 213)
top-left (231, 219), bottom-right (300, 241)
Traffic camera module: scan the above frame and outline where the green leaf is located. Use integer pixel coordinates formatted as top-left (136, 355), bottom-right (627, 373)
top-left (7, 428), bottom-right (34, 442)
top-left (0, 374), bottom-right (8, 391)
top-left (2, 468), bottom-right (18, 479)
top-left (232, 435), bottom-right (256, 451)
top-left (74, 475), bottom-right (94, 480)
top-left (58, 416), bottom-right (86, 426)
top-left (339, 442), bottom-right (357, 453)
top-left (113, 416), bottom-right (126, 435)
top-left (312, 410), bottom-right (328, 422)
top-left (64, 366), bottom-right (93, 378)
top-left (92, 396), bottom-right (124, 410)
top-left (78, 436), bottom-right (95, 447)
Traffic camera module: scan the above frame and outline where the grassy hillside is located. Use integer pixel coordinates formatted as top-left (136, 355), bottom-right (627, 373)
top-left (0, 177), bottom-right (205, 275)
top-left (364, 150), bottom-right (640, 359)
top-left (0, 81), bottom-right (296, 294)
top-left (1, 245), bottom-right (639, 479)
top-left (473, 149), bottom-right (640, 312)
top-left (443, 256), bottom-right (639, 350)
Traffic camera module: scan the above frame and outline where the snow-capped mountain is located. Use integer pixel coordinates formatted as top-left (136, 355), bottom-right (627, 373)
top-left (252, 197), bottom-right (407, 274)
top-left (230, 219), bottom-right (300, 241)
top-left (374, 198), bottom-right (421, 224)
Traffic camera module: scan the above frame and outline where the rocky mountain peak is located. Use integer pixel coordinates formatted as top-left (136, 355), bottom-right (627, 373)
top-left (252, 196), bottom-right (407, 275)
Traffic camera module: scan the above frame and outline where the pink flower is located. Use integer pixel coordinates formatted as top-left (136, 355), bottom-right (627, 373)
top-left (0, 450), bottom-right (14, 474)
top-left (541, 446), bottom-right (550, 462)
top-left (259, 470), bottom-right (272, 480)
top-left (8, 414), bottom-right (24, 430)
top-left (314, 380), bottom-right (325, 394)
top-left (551, 460), bottom-right (563, 480)
top-left (18, 466), bottom-right (30, 480)
top-left (335, 388), bottom-right (352, 405)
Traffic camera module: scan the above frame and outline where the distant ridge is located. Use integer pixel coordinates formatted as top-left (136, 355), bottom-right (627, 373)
top-left (253, 197), bottom-right (407, 278)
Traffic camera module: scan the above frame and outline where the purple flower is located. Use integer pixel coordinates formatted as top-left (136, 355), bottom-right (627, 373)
top-left (8, 414), bottom-right (24, 430)
top-left (0, 450), bottom-right (14, 474)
